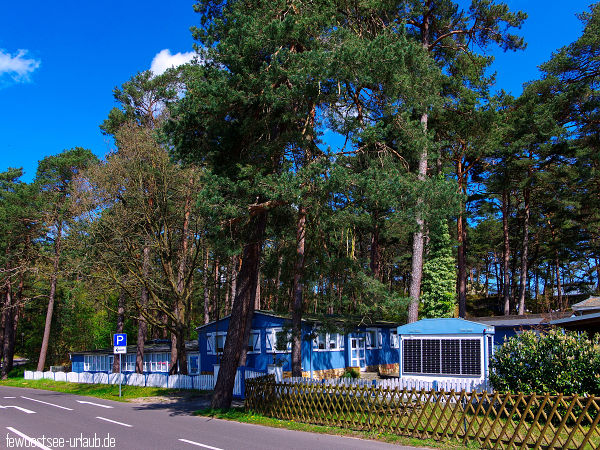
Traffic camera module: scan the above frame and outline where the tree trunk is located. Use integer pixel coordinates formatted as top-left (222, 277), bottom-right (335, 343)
top-left (38, 220), bottom-right (62, 371)
top-left (370, 214), bottom-right (381, 280)
top-left (204, 247), bottom-right (210, 324)
top-left (112, 288), bottom-right (126, 373)
top-left (1, 284), bottom-right (15, 379)
top-left (230, 254), bottom-right (238, 313)
top-left (501, 190), bottom-right (511, 315)
top-left (292, 206), bottom-right (306, 377)
top-left (555, 253), bottom-right (563, 310)
top-left (407, 112), bottom-right (428, 323)
top-left (136, 244), bottom-right (150, 374)
top-left (456, 157), bottom-right (468, 318)
top-left (211, 211), bottom-right (267, 409)
top-left (518, 188), bottom-right (530, 315)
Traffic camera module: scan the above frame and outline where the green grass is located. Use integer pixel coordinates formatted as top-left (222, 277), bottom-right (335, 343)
top-left (0, 377), bottom-right (208, 402)
top-left (194, 407), bottom-right (477, 449)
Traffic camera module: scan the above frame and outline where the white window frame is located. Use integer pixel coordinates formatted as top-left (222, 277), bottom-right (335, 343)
top-left (314, 331), bottom-right (345, 352)
top-left (366, 328), bottom-right (381, 349)
top-left (390, 330), bottom-right (399, 349)
top-left (187, 353), bottom-right (200, 375)
top-left (207, 332), bottom-right (227, 355)
top-left (124, 353), bottom-right (136, 372)
top-left (247, 330), bottom-right (261, 354)
top-left (266, 328), bottom-right (291, 353)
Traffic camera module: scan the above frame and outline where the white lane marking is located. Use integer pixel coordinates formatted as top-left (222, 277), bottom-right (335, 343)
top-left (76, 400), bottom-right (113, 408)
top-left (96, 416), bottom-right (132, 427)
top-left (3, 396), bottom-right (16, 398)
top-left (179, 438), bottom-right (224, 450)
top-left (6, 427), bottom-right (52, 450)
top-left (21, 395), bottom-right (73, 410)
top-left (0, 405), bottom-right (36, 414)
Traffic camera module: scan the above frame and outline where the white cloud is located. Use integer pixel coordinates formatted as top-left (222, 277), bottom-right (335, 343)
top-left (0, 49), bottom-right (40, 83)
top-left (150, 49), bottom-right (195, 75)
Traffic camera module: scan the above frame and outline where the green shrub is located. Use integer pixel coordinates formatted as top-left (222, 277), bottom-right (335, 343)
top-left (342, 368), bottom-right (359, 379)
top-left (490, 328), bottom-right (600, 395)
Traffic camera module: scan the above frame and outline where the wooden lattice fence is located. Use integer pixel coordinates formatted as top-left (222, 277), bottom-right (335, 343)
top-left (245, 376), bottom-right (600, 449)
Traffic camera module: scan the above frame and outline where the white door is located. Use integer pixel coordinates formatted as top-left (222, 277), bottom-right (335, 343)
top-left (350, 337), bottom-right (366, 370)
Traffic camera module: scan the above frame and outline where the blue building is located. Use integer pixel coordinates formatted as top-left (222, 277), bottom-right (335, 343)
top-left (397, 318), bottom-right (495, 385)
top-left (197, 311), bottom-right (400, 379)
top-left (69, 340), bottom-right (200, 375)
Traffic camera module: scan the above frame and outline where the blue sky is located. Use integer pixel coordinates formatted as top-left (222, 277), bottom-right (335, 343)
top-left (0, 0), bottom-right (592, 181)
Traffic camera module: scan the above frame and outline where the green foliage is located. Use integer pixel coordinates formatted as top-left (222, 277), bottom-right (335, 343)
top-left (490, 328), bottom-right (600, 395)
top-left (342, 368), bottom-right (359, 379)
top-left (421, 219), bottom-right (457, 318)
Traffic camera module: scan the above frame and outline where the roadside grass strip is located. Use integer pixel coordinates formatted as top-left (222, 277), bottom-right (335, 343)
top-left (0, 377), bottom-right (200, 402)
top-left (194, 408), bottom-right (475, 450)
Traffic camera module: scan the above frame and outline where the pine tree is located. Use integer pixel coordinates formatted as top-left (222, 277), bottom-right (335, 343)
top-left (421, 219), bottom-right (457, 318)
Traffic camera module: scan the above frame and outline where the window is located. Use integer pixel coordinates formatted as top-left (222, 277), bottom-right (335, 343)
top-left (124, 353), bottom-right (136, 372)
top-left (207, 332), bottom-right (227, 355)
top-left (83, 354), bottom-right (113, 372)
top-left (247, 330), bottom-right (261, 354)
top-left (390, 330), bottom-right (399, 349)
top-left (366, 328), bottom-right (382, 349)
top-left (266, 328), bottom-right (291, 353)
top-left (314, 331), bottom-right (344, 351)
top-left (188, 354), bottom-right (200, 375)
top-left (317, 332), bottom-right (327, 350)
top-left (143, 352), bottom-right (170, 372)
top-left (402, 338), bottom-right (481, 376)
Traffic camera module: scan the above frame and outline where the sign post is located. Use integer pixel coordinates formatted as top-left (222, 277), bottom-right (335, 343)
top-left (113, 334), bottom-right (127, 398)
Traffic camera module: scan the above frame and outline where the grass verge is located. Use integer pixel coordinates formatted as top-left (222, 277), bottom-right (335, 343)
top-left (0, 377), bottom-right (206, 402)
top-left (194, 407), bottom-right (477, 449)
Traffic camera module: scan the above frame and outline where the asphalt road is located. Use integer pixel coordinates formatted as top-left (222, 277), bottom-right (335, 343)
top-left (0, 386), bottom-right (425, 450)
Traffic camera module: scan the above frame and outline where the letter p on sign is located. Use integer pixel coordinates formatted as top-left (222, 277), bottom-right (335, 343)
top-left (114, 333), bottom-right (127, 347)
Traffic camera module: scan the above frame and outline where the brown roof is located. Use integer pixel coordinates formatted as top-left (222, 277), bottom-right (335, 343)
top-left (470, 312), bottom-right (571, 327)
top-left (571, 296), bottom-right (600, 312)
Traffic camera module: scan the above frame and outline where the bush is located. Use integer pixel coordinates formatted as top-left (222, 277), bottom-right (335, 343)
top-left (342, 368), bottom-right (359, 379)
top-left (490, 328), bottom-right (600, 395)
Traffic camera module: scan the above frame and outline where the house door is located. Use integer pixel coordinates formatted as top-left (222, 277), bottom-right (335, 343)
top-left (350, 337), bottom-right (366, 370)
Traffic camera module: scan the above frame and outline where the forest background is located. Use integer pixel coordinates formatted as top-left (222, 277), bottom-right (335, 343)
top-left (1, 0), bottom-right (600, 406)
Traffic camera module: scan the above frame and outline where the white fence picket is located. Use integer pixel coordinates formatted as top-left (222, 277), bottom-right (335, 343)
top-left (192, 374), bottom-right (215, 390)
top-left (79, 372), bottom-right (94, 384)
top-left (93, 372), bottom-right (109, 385)
top-left (126, 373), bottom-right (146, 387)
top-left (146, 373), bottom-right (168, 388)
top-left (66, 372), bottom-right (79, 383)
top-left (24, 370), bottom-right (33, 380)
top-left (42, 371), bottom-right (54, 380)
top-left (168, 374), bottom-right (193, 389)
top-left (109, 373), bottom-right (126, 385)
top-left (54, 372), bottom-right (67, 382)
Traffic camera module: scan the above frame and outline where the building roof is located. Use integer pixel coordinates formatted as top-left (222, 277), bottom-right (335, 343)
top-left (195, 310), bottom-right (399, 332)
top-left (397, 318), bottom-right (493, 335)
top-left (70, 339), bottom-right (198, 356)
top-left (470, 312), bottom-right (570, 327)
top-left (571, 296), bottom-right (600, 313)
top-left (550, 312), bottom-right (600, 329)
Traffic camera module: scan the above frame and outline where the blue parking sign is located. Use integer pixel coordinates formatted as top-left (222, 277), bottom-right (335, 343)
top-left (113, 333), bottom-right (127, 347)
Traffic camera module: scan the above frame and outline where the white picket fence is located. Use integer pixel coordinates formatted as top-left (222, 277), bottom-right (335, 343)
top-left (282, 376), bottom-right (492, 393)
top-left (23, 367), bottom-right (268, 397)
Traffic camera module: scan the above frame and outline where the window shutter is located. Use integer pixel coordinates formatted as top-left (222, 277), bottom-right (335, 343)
top-left (365, 332), bottom-right (372, 348)
top-left (378, 329), bottom-right (383, 348)
top-left (207, 333), bottom-right (214, 355)
top-left (266, 329), bottom-right (274, 352)
top-left (253, 332), bottom-right (261, 352)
